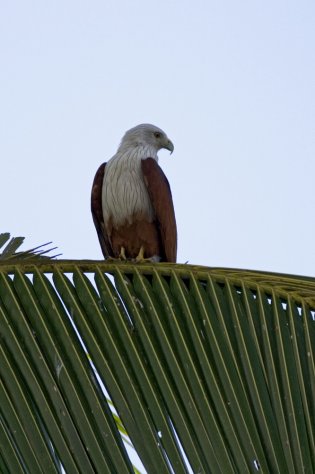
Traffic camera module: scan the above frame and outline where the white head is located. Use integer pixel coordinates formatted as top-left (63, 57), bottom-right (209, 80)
top-left (117, 123), bottom-right (174, 154)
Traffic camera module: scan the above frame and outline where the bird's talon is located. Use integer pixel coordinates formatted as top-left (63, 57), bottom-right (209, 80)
top-left (133, 249), bottom-right (160, 263)
top-left (119, 247), bottom-right (127, 260)
top-left (134, 246), bottom-right (146, 263)
top-left (105, 256), bottom-right (119, 262)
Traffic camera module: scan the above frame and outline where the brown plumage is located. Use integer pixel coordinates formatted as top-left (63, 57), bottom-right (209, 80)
top-left (91, 124), bottom-right (177, 262)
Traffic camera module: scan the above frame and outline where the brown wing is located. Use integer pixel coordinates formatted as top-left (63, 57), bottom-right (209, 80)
top-left (141, 158), bottom-right (177, 263)
top-left (91, 162), bottom-right (113, 258)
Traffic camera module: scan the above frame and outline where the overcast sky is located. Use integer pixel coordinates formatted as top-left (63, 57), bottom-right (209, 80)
top-left (1, 1), bottom-right (314, 276)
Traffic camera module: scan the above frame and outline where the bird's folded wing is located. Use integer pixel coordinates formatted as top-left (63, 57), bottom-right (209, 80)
top-left (141, 158), bottom-right (177, 263)
top-left (91, 162), bottom-right (112, 258)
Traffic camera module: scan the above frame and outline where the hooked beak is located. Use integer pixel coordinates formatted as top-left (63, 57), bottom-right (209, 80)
top-left (165, 139), bottom-right (174, 154)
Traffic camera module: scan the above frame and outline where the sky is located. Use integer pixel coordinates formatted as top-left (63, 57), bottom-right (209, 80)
top-left (1, 1), bottom-right (315, 277)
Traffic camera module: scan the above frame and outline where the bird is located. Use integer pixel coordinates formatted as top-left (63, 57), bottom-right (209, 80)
top-left (91, 123), bottom-right (177, 263)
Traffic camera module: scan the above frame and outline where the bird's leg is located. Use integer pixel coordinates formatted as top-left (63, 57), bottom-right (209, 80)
top-left (135, 246), bottom-right (146, 262)
top-left (104, 247), bottom-right (127, 262)
top-left (119, 246), bottom-right (127, 260)
top-left (107, 247), bottom-right (156, 263)
top-left (134, 247), bottom-right (160, 263)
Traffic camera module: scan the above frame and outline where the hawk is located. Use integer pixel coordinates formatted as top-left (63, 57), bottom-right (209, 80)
top-left (91, 124), bottom-right (177, 262)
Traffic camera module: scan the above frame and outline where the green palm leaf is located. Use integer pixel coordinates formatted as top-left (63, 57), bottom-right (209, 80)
top-left (0, 238), bottom-right (314, 473)
top-left (0, 233), bottom-right (59, 261)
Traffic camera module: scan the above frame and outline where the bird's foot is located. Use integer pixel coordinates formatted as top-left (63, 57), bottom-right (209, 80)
top-left (106, 247), bottom-right (161, 263)
top-left (133, 247), bottom-right (160, 263)
top-left (119, 246), bottom-right (127, 260)
top-left (134, 246), bottom-right (145, 262)
top-left (105, 256), bottom-right (122, 262)
top-left (104, 247), bottom-right (127, 262)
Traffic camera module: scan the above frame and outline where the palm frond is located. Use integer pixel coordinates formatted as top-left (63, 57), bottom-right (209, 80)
top-left (0, 233), bottom-right (60, 261)
top-left (0, 258), bottom-right (314, 473)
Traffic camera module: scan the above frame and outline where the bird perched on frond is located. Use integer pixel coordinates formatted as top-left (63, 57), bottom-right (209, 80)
top-left (91, 124), bottom-right (177, 262)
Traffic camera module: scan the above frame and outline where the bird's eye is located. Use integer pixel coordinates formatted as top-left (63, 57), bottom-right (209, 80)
top-left (154, 132), bottom-right (161, 139)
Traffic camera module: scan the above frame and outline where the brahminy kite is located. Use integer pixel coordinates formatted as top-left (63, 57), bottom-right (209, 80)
top-left (91, 124), bottom-right (177, 262)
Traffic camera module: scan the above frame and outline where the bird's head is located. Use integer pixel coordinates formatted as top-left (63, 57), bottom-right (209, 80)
top-left (118, 124), bottom-right (174, 154)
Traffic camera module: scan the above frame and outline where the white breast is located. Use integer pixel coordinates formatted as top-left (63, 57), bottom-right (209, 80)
top-left (102, 146), bottom-right (157, 228)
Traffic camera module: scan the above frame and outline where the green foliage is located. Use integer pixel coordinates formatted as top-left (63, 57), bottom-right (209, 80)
top-left (0, 233), bottom-right (59, 261)
top-left (0, 236), bottom-right (314, 473)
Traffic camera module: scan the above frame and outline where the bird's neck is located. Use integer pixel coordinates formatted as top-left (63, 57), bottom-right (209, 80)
top-left (116, 144), bottom-right (159, 162)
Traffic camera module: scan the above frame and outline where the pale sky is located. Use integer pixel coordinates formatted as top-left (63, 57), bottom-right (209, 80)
top-left (1, 1), bottom-right (315, 276)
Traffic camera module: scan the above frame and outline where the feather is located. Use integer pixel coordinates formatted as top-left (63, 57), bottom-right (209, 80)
top-left (141, 158), bottom-right (177, 263)
top-left (91, 162), bottom-right (113, 257)
top-left (91, 124), bottom-right (177, 262)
